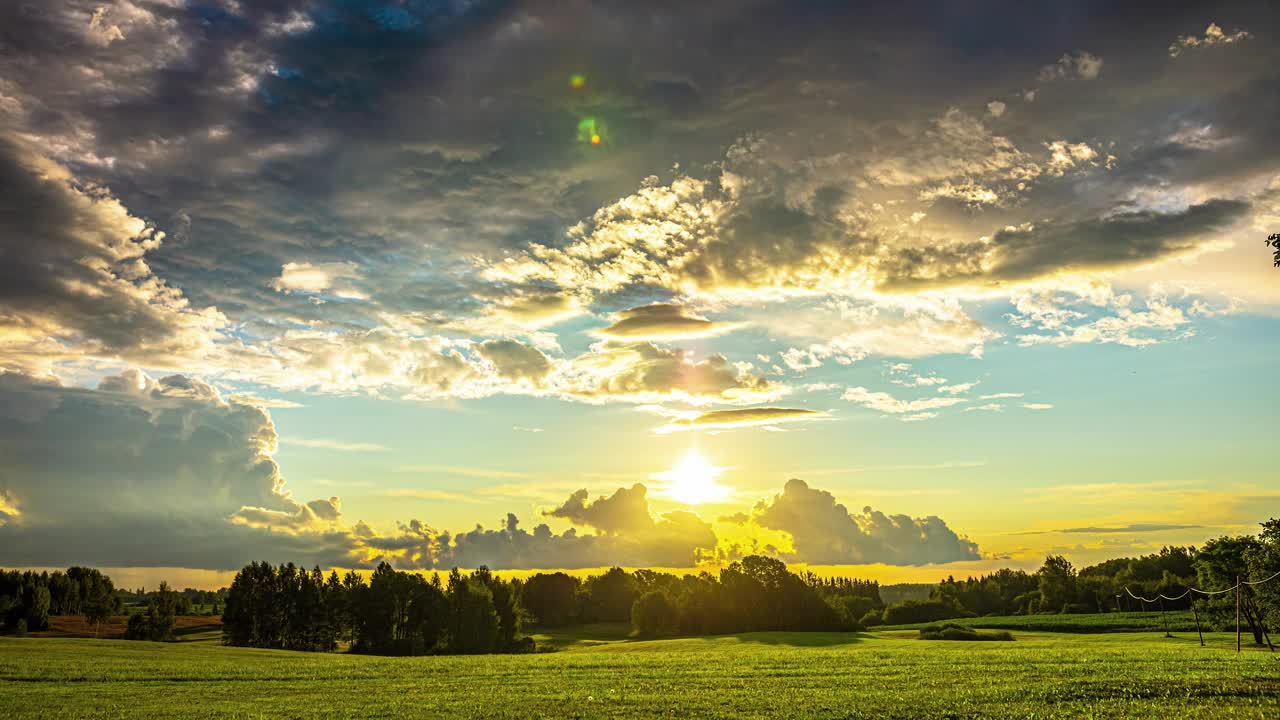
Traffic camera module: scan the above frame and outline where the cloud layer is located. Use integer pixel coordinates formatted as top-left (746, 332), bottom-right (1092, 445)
top-left (0, 369), bottom-right (980, 570)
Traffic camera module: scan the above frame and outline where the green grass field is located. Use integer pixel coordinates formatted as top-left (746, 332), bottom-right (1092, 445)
top-left (2, 627), bottom-right (1277, 718)
top-left (878, 609), bottom-right (1205, 633)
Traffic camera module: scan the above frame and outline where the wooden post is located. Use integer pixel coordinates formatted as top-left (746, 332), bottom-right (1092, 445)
top-left (1236, 575), bottom-right (1241, 653)
top-left (1192, 602), bottom-right (1205, 647)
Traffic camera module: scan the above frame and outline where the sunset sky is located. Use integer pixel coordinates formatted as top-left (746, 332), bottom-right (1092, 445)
top-left (1, 1), bottom-right (1277, 589)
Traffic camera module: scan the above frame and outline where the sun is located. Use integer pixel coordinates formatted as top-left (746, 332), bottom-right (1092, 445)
top-left (652, 450), bottom-right (733, 505)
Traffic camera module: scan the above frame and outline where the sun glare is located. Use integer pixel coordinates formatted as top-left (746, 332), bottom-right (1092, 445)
top-left (652, 450), bottom-right (734, 505)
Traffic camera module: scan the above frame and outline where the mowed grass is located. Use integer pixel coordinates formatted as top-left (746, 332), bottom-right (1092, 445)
top-left (879, 610), bottom-right (1205, 634)
top-left (1, 630), bottom-right (1276, 719)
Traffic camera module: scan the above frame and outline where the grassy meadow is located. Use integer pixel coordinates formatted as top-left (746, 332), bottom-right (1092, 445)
top-left (877, 609), bottom-right (1205, 633)
top-left (2, 623), bottom-right (1277, 719)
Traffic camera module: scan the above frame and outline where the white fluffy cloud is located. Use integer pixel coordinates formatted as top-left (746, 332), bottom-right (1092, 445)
top-left (752, 479), bottom-right (980, 565)
top-left (271, 261), bottom-right (366, 299)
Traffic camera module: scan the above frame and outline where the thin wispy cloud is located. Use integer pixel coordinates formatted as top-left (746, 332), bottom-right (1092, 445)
top-left (394, 465), bottom-right (530, 480)
top-left (284, 438), bottom-right (390, 452)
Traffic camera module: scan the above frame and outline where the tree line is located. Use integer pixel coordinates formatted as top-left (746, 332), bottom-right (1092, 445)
top-left (4, 518), bottom-right (1276, 649)
top-left (867, 520), bottom-right (1280, 646)
top-left (218, 555), bottom-right (882, 655)
top-left (0, 567), bottom-right (119, 636)
top-left (221, 561), bottom-right (527, 654)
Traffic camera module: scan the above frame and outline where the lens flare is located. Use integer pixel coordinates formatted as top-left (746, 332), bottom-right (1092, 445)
top-left (577, 116), bottom-right (604, 146)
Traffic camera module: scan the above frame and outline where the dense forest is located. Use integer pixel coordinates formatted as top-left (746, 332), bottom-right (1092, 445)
top-left (2, 519), bottom-right (1277, 653)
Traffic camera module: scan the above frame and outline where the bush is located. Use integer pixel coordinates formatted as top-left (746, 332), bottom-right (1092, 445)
top-left (124, 612), bottom-right (148, 640)
top-left (918, 623), bottom-right (1014, 641)
top-left (631, 591), bottom-right (679, 637)
top-left (14, 619), bottom-right (26, 637)
top-left (859, 610), bottom-right (884, 627)
top-left (1060, 603), bottom-right (1093, 615)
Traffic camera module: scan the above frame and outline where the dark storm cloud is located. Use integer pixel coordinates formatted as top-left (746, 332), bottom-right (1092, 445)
top-left (0, 137), bottom-right (223, 367)
top-left (5, 0), bottom-right (1277, 353)
top-left (880, 198), bottom-right (1253, 292)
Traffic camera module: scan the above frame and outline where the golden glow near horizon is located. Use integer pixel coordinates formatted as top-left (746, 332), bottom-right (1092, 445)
top-left (652, 450), bottom-right (734, 505)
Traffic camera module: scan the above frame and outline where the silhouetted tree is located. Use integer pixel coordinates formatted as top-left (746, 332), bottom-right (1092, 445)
top-left (1037, 555), bottom-right (1077, 613)
top-left (521, 572), bottom-right (579, 626)
top-left (583, 568), bottom-right (637, 623)
top-left (446, 570), bottom-right (499, 654)
top-left (632, 590), bottom-right (678, 636)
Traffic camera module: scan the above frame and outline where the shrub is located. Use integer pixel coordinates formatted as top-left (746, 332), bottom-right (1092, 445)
top-left (859, 610), bottom-right (884, 627)
top-left (918, 623), bottom-right (1014, 641)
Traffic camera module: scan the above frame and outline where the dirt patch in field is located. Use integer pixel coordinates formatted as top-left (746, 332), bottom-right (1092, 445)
top-left (30, 615), bottom-right (222, 639)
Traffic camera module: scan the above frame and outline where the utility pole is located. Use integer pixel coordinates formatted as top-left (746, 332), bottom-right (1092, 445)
top-left (1192, 602), bottom-right (1204, 647)
top-left (1236, 575), bottom-right (1241, 654)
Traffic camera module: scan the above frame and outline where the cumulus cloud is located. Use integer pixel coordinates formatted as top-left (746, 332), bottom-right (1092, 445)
top-left (545, 484), bottom-right (659, 535)
top-left (1015, 291), bottom-right (1194, 348)
top-left (555, 342), bottom-right (778, 406)
top-left (376, 484), bottom-right (718, 569)
top-left (0, 369), bottom-right (360, 568)
top-left (476, 339), bottom-right (553, 384)
top-left (762, 297), bottom-right (998, 361)
top-left (751, 479), bottom-right (980, 565)
top-left (379, 505), bottom-right (718, 570)
top-left (271, 261), bottom-right (366, 299)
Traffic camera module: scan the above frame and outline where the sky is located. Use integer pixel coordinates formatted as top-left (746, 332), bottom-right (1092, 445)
top-left (1, 1), bottom-right (1278, 589)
